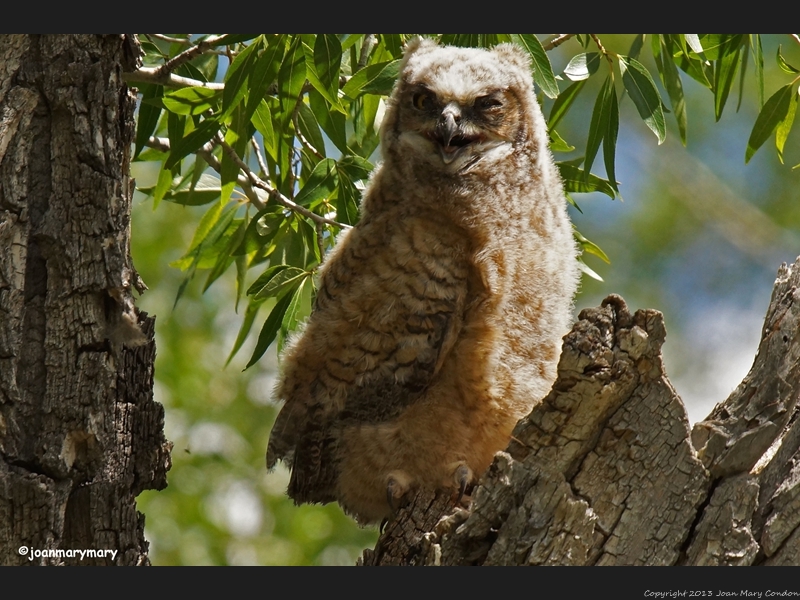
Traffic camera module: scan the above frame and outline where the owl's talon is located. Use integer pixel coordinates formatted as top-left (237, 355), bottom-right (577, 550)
top-left (454, 463), bottom-right (473, 507)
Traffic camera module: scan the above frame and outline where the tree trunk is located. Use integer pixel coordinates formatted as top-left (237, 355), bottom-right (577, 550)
top-left (361, 257), bottom-right (800, 566)
top-left (0, 34), bottom-right (170, 566)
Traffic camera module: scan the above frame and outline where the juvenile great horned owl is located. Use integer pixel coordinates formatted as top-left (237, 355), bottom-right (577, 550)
top-left (267, 39), bottom-right (580, 524)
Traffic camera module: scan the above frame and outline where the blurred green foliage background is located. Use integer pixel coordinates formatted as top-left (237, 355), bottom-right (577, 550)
top-left (131, 34), bottom-right (800, 565)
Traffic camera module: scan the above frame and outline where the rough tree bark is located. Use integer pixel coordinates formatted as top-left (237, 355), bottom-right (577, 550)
top-left (361, 258), bottom-right (800, 566)
top-left (0, 35), bottom-right (170, 566)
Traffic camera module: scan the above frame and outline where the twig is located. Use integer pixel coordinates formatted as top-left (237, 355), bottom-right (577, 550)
top-left (358, 34), bottom-right (377, 69)
top-left (251, 137), bottom-right (269, 176)
top-left (590, 34), bottom-right (614, 66)
top-left (293, 109), bottom-right (325, 161)
top-left (159, 34), bottom-right (227, 75)
top-left (215, 134), bottom-right (351, 229)
top-left (146, 135), bottom-right (266, 209)
top-left (146, 34), bottom-right (192, 45)
top-left (543, 34), bottom-right (575, 51)
top-left (123, 67), bottom-right (224, 90)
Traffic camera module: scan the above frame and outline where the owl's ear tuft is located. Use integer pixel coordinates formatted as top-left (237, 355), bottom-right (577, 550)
top-left (493, 43), bottom-right (532, 72)
top-left (403, 36), bottom-right (438, 58)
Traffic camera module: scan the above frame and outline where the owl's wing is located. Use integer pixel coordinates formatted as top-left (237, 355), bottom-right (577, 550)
top-left (267, 217), bottom-right (470, 504)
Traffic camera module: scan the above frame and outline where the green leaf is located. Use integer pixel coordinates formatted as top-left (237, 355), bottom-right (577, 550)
top-left (296, 101), bottom-right (327, 161)
top-left (203, 218), bottom-right (247, 292)
top-left (746, 84), bottom-right (796, 163)
top-left (335, 176), bottom-right (361, 226)
top-left (602, 81), bottom-right (620, 197)
top-left (251, 99), bottom-right (277, 161)
top-left (165, 118), bottom-right (220, 170)
top-left (134, 84), bottom-right (163, 159)
top-left (314, 34), bottom-right (343, 103)
top-left (233, 206), bottom-right (286, 256)
top-left (310, 90), bottom-right (348, 155)
top-left (280, 277), bottom-right (313, 350)
top-left (250, 266), bottom-right (308, 301)
top-left (777, 44), bottom-right (800, 74)
top-left (558, 162), bottom-right (616, 199)
top-left (618, 56), bottom-right (666, 144)
top-left (776, 88), bottom-right (799, 164)
top-left (243, 35), bottom-right (286, 121)
top-left (654, 35), bottom-right (688, 145)
top-left (246, 291), bottom-right (295, 369)
top-left (226, 297), bottom-right (263, 366)
top-left (510, 34), bottom-right (559, 99)
top-left (548, 129), bottom-right (574, 153)
top-left (684, 34), bottom-right (704, 55)
top-left (163, 86), bottom-right (221, 116)
top-left (342, 60), bottom-right (401, 98)
top-left (278, 37), bottom-right (308, 113)
top-left (222, 36), bottom-right (263, 117)
top-left (164, 173), bottom-right (223, 206)
top-left (152, 164), bottom-right (173, 210)
top-left (548, 80), bottom-right (586, 131)
top-left (577, 257), bottom-right (604, 281)
top-left (584, 76), bottom-right (615, 182)
top-left (213, 34), bottom-right (260, 47)
top-left (294, 158), bottom-right (338, 207)
top-left (574, 229), bottom-right (610, 263)
top-left (563, 53), bottom-right (601, 82)
top-left (752, 35), bottom-right (764, 107)
top-left (712, 35), bottom-right (743, 121)
top-left (628, 34), bottom-right (645, 61)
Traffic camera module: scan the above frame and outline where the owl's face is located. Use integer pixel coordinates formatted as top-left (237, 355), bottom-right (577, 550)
top-left (383, 40), bottom-right (537, 176)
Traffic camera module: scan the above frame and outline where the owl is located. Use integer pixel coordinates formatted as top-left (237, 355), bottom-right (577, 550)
top-left (267, 38), bottom-right (580, 524)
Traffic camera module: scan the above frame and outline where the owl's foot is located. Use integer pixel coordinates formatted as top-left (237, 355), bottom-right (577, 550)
top-left (385, 471), bottom-right (413, 514)
top-left (452, 463), bottom-right (474, 508)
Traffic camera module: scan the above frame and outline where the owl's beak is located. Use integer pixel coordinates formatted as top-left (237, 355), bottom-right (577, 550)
top-left (434, 106), bottom-right (475, 165)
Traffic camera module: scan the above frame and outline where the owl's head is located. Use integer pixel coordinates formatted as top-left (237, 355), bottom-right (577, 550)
top-left (381, 39), bottom-right (544, 177)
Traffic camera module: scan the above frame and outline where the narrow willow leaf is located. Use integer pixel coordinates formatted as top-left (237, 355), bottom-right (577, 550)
top-left (280, 277), bottom-right (312, 347)
top-left (563, 53), bottom-right (601, 81)
top-left (314, 34), bottom-right (343, 102)
top-left (152, 164), bottom-right (173, 210)
top-left (336, 176), bottom-right (361, 226)
top-left (203, 218), bottom-right (247, 293)
top-left (277, 37), bottom-right (307, 123)
top-left (214, 34), bottom-right (260, 47)
top-left (252, 266), bottom-right (307, 301)
top-left (226, 298), bottom-right (262, 366)
top-left (654, 35), bottom-right (687, 145)
top-left (309, 90), bottom-right (348, 155)
top-left (294, 158), bottom-right (338, 207)
top-left (776, 88), bottom-right (799, 164)
top-left (603, 82), bottom-right (620, 196)
top-left (619, 56), bottom-right (666, 144)
top-left (246, 292), bottom-right (295, 369)
top-left (134, 84), bottom-right (163, 159)
top-left (746, 84), bottom-right (795, 163)
top-left (510, 34), bottom-right (559, 99)
top-left (381, 34), bottom-right (404, 59)
top-left (222, 36), bottom-right (262, 117)
top-left (165, 118), bottom-right (219, 170)
top-left (684, 34), bottom-right (704, 55)
top-left (251, 99), bottom-right (277, 160)
top-left (584, 76), bottom-right (614, 181)
top-left (577, 257), bottom-right (604, 281)
top-left (737, 43), bottom-right (749, 112)
top-left (342, 60), bottom-right (401, 99)
top-left (628, 34), bottom-right (645, 61)
top-left (337, 155), bottom-right (373, 180)
top-left (548, 129), bottom-right (574, 153)
top-left (777, 44), bottom-right (800, 74)
top-left (712, 35), bottom-right (743, 121)
top-left (233, 206), bottom-right (286, 256)
top-left (752, 35), bottom-right (764, 107)
top-left (164, 172), bottom-right (222, 206)
top-left (558, 162), bottom-right (616, 199)
top-left (296, 101), bottom-right (327, 161)
top-left (247, 264), bottom-right (290, 296)
top-left (163, 86), bottom-right (220, 116)
top-left (244, 35), bottom-right (286, 121)
top-left (574, 229), bottom-right (611, 263)
top-left (548, 80), bottom-right (586, 131)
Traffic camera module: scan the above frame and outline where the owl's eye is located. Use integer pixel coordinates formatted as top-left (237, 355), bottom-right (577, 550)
top-left (476, 95), bottom-right (503, 110)
top-left (412, 92), bottom-right (433, 111)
